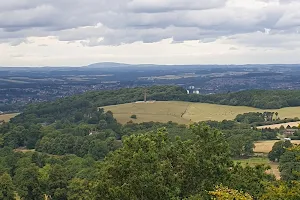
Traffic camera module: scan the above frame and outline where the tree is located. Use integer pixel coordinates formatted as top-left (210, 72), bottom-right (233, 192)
top-left (67, 178), bottom-right (93, 200)
top-left (209, 185), bottom-right (253, 200)
top-left (261, 181), bottom-right (300, 200)
top-left (47, 165), bottom-right (68, 200)
top-left (93, 124), bottom-right (232, 199)
top-left (279, 145), bottom-right (300, 181)
top-left (275, 112), bottom-right (279, 120)
top-left (227, 164), bottom-right (275, 198)
top-left (268, 140), bottom-right (292, 162)
top-left (14, 164), bottom-right (43, 200)
top-left (130, 114), bottom-right (137, 119)
top-left (0, 173), bottom-right (15, 200)
top-left (227, 134), bottom-right (254, 158)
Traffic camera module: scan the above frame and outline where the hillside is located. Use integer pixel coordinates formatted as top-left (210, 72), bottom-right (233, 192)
top-left (104, 101), bottom-right (300, 124)
top-left (3, 85), bottom-right (300, 199)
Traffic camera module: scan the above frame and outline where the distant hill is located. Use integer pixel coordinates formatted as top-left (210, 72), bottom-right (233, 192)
top-left (85, 62), bottom-right (158, 68)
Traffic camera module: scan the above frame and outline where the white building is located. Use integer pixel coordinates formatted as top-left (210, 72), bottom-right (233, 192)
top-left (186, 86), bottom-right (200, 94)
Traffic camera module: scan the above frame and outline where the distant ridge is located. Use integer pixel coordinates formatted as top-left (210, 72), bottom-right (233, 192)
top-left (85, 62), bottom-right (158, 68)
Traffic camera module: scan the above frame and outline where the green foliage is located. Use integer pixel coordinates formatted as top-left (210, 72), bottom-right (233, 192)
top-left (235, 112), bottom-right (266, 124)
top-left (130, 114), bottom-right (137, 119)
top-left (227, 164), bottom-right (275, 198)
top-left (209, 185), bottom-right (253, 200)
top-left (268, 140), bottom-right (293, 162)
top-left (93, 124), bottom-right (232, 199)
top-left (67, 178), bottom-right (94, 200)
top-left (280, 145), bottom-right (300, 181)
top-left (0, 173), bottom-right (15, 200)
top-left (261, 181), bottom-right (300, 200)
top-left (227, 134), bottom-right (254, 158)
top-left (14, 164), bottom-right (43, 200)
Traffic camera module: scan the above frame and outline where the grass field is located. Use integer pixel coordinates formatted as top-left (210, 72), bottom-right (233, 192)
top-left (235, 157), bottom-right (280, 179)
top-left (103, 101), bottom-right (300, 124)
top-left (0, 113), bottom-right (18, 122)
top-left (254, 140), bottom-right (300, 154)
top-left (104, 101), bottom-right (191, 124)
top-left (257, 121), bottom-right (300, 129)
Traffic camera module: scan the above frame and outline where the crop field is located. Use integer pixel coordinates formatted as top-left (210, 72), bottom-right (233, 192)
top-left (0, 113), bottom-right (18, 122)
top-left (235, 157), bottom-right (280, 179)
top-left (104, 101), bottom-right (191, 124)
top-left (103, 101), bottom-right (300, 124)
top-left (257, 121), bottom-right (300, 129)
top-left (254, 140), bottom-right (300, 154)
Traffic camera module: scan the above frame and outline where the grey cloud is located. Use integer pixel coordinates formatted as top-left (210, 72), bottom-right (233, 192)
top-left (127, 0), bottom-right (227, 13)
top-left (0, 0), bottom-right (300, 46)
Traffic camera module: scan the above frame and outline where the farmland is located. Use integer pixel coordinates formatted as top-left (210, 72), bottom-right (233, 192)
top-left (0, 113), bottom-right (18, 122)
top-left (103, 101), bottom-right (300, 124)
top-left (254, 140), bottom-right (300, 154)
top-left (235, 157), bottom-right (280, 179)
top-left (257, 121), bottom-right (300, 129)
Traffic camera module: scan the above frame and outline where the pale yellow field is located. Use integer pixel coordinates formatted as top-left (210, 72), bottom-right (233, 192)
top-left (254, 140), bottom-right (300, 153)
top-left (103, 101), bottom-right (300, 124)
top-left (257, 121), bottom-right (300, 129)
top-left (104, 101), bottom-right (191, 124)
top-left (0, 113), bottom-right (18, 122)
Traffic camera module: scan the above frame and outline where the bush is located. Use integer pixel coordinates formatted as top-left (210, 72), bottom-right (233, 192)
top-left (131, 114), bottom-right (137, 119)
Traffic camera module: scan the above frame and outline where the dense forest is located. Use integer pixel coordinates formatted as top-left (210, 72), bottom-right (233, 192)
top-left (1, 85), bottom-right (300, 199)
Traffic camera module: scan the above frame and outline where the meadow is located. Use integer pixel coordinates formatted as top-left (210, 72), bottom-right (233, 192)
top-left (257, 121), bottom-right (300, 129)
top-left (235, 157), bottom-right (280, 179)
top-left (103, 101), bottom-right (300, 124)
top-left (254, 140), bottom-right (300, 154)
top-left (0, 113), bottom-right (19, 122)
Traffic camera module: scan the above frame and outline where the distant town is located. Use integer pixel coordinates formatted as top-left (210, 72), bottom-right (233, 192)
top-left (1, 63), bottom-right (300, 112)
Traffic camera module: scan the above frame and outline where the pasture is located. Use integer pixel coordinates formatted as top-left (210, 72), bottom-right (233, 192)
top-left (257, 121), bottom-right (300, 129)
top-left (235, 157), bottom-right (280, 179)
top-left (103, 101), bottom-right (300, 124)
top-left (0, 113), bottom-right (18, 122)
top-left (254, 140), bottom-right (300, 154)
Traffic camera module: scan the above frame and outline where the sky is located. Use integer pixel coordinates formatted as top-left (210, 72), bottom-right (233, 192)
top-left (0, 0), bottom-right (300, 67)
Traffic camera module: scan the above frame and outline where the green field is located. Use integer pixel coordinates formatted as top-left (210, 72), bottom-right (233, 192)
top-left (234, 157), bottom-right (280, 179)
top-left (103, 101), bottom-right (300, 124)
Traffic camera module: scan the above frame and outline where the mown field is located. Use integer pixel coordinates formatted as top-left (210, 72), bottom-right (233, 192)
top-left (0, 113), bottom-right (18, 122)
top-left (257, 121), bottom-right (300, 129)
top-left (103, 101), bottom-right (300, 124)
top-left (254, 140), bottom-right (300, 154)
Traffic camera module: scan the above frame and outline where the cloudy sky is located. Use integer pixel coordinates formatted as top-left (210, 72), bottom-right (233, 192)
top-left (1, 0), bottom-right (300, 66)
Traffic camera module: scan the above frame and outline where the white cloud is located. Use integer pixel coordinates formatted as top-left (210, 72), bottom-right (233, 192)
top-left (0, 0), bottom-right (300, 66)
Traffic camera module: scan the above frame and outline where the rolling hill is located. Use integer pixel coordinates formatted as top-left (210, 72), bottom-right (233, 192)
top-left (103, 101), bottom-right (300, 124)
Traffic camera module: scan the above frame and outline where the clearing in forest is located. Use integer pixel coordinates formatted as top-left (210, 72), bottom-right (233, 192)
top-left (103, 101), bottom-right (300, 124)
top-left (0, 113), bottom-right (18, 122)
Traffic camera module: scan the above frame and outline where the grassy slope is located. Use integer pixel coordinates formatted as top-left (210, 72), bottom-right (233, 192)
top-left (103, 101), bottom-right (300, 124)
top-left (0, 113), bottom-right (19, 122)
top-left (104, 101), bottom-right (191, 124)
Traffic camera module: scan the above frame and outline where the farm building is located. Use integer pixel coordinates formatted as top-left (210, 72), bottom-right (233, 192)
top-left (187, 86), bottom-right (200, 94)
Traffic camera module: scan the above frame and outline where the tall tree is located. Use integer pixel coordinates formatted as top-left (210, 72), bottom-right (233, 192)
top-left (14, 164), bottom-right (42, 200)
top-left (268, 140), bottom-right (292, 162)
top-left (93, 124), bottom-right (232, 199)
top-left (279, 145), bottom-right (300, 181)
top-left (0, 173), bottom-right (15, 200)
